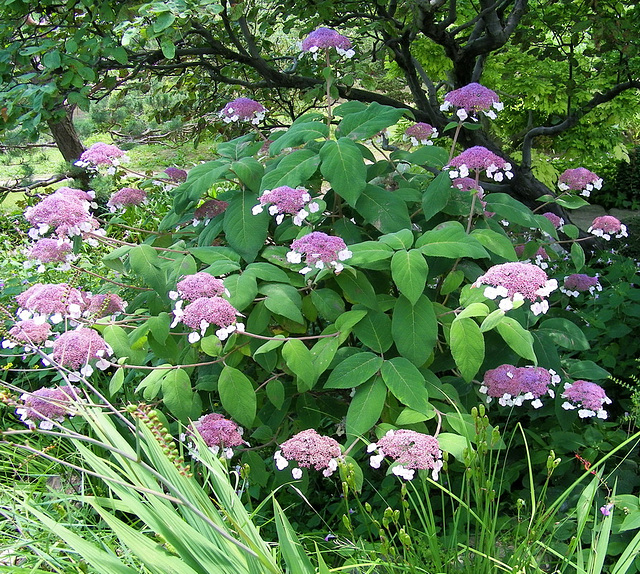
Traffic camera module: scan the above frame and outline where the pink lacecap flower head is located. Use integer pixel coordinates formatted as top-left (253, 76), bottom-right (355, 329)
top-left (440, 83), bottom-right (503, 121)
top-left (561, 380), bottom-right (611, 419)
top-left (453, 177), bottom-right (484, 194)
top-left (75, 142), bottom-right (128, 168)
top-left (286, 231), bottom-right (352, 275)
top-left (252, 186), bottom-right (320, 226)
top-left (49, 327), bottom-right (112, 379)
top-left (3, 318), bottom-right (52, 349)
top-left (447, 146), bottom-right (513, 182)
top-left (561, 273), bottom-right (601, 297)
top-left (15, 385), bottom-right (78, 429)
top-left (274, 429), bottom-right (342, 479)
top-left (170, 272), bottom-right (228, 302)
top-left (164, 167), bottom-right (188, 182)
top-left (171, 296), bottom-right (244, 343)
top-left (83, 293), bottom-right (127, 318)
top-left (54, 186), bottom-right (96, 205)
top-left (542, 212), bottom-right (565, 229)
top-left (588, 215), bottom-right (628, 241)
top-left (193, 199), bottom-right (229, 225)
top-left (24, 193), bottom-right (100, 239)
top-left (403, 122), bottom-right (439, 146)
top-left (479, 364), bottom-right (559, 408)
top-left (301, 27), bottom-right (354, 58)
top-left (107, 187), bottom-right (147, 212)
top-left (367, 429), bottom-right (443, 481)
top-left (26, 238), bottom-right (74, 268)
top-left (219, 97), bottom-right (266, 125)
top-left (473, 262), bottom-right (558, 315)
top-left (558, 167), bottom-right (603, 197)
top-left (16, 282), bottom-right (87, 323)
top-left (185, 413), bottom-right (247, 458)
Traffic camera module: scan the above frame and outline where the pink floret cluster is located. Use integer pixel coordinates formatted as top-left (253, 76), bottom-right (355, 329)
top-left (183, 413), bottom-right (247, 459)
top-left (561, 274), bottom-right (602, 297)
top-left (193, 199), bottom-right (229, 225)
top-left (287, 232), bottom-right (352, 275)
top-left (447, 146), bottom-right (513, 182)
top-left (252, 186), bottom-right (320, 226)
top-left (558, 167), bottom-right (603, 197)
top-left (368, 429), bottom-right (443, 481)
top-left (219, 97), bottom-right (266, 125)
top-left (301, 27), bottom-right (354, 58)
top-left (542, 211), bottom-right (565, 230)
top-left (403, 122), bottom-right (438, 145)
top-left (171, 296), bottom-right (244, 343)
top-left (107, 187), bottom-right (147, 212)
top-left (26, 238), bottom-right (74, 270)
top-left (15, 385), bottom-right (78, 429)
top-left (440, 82), bottom-right (503, 121)
top-left (274, 429), bottom-right (342, 479)
top-left (588, 215), bottom-right (628, 241)
top-left (480, 364), bottom-right (560, 408)
top-left (164, 167), bottom-right (188, 182)
top-left (48, 327), bottom-right (112, 379)
top-left (169, 272), bottom-right (228, 302)
top-left (561, 380), bottom-right (611, 419)
top-left (3, 318), bottom-right (52, 350)
top-left (473, 262), bottom-right (558, 315)
top-left (75, 142), bottom-right (128, 169)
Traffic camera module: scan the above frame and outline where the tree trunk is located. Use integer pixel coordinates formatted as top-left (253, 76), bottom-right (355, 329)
top-left (47, 108), bottom-right (91, 189)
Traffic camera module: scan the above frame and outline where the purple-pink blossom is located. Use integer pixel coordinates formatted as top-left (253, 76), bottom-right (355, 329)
top-left (453, 177), bottom-right (484, 194)
top-left (368, 429), bottom-right (443, 481)
top-left (75, 142), bottom-right (128, 168)
top-left (404, 122), bottom-right (438, 146)
top-left (184, 413), bottom-right (247, 458)
top-left (83, 293), bottom-right (127, 318)
top-left (473, 262), bottom-right (558, 315)
top-left (193, 199), bottom-right (229, 225)
top-left (3, 319), bottom-right (52, 349)
top-left (54, 186), bottom-right (96, 205)
top-left (588, 215), bottom-right (628, 240)
top-left (171, 296), bottom-right (244, 343)
top-left (447, 146), bottom-right (513, 182)
top-left (558, 167), bottom-right (603, 197)
top-left (274, 429), bottom-right (342, 479)
top-left (301, 27), bottom-right (354, 58)
top-left (561, 274), bottom-right (601, 297)
top-left (440, 83), bottom-right (503, 121)
top-left (16, 283), bottom-right (87, 323)
top-left (480, 364), bottom-right (560, 408)
top-left (601, 503), bottom-right (614, 516)
top-left (164, 167), bottom-right (188, 182)
top-left (219, 97), bottom-right (266, 125)
top-left (107, 187), bottom-right (147, 211)
top-left (49, 327), bottom-right (112, 378)
top-left (26, 238), bottom-right (74, 268)
top-left (24, 192), bottom-right (101, 240)
top-left (287, 232), bottom-right (352, 275)
top-left (252, 186), bottom-right (320, 225)
top-left (15, 385), bottom-right (78, 429)
top-left (542, 212), bottom-right (565, 229)
top-left (561, 380), bottom-right (611, 419)
top-left (170, 272), bottom-right (228, 302)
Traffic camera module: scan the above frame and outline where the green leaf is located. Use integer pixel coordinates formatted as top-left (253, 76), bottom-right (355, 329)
top-left (538, 318), bottom-right (589, 351)
top-left (128, 244), bottom-right (166, 295)
top-left (42, 50), bottom-right (61, 69)
top-left (245, 262), bottom-right (290, 282)
top-left (153, 11), bottom-right (175, 32)
top-left (379, 229), bottom-right (414, 250)
top-left (496, 317), bottom-right (536, 362)
top-left (346, 376), bottom-right (387, 444)
top-left (391, 249), bottom-right (427, 305)
top-left (381, 357), bottom-right (430, 415)
top-left (348, 241), bottom-right (394, 267)
top-left (571, 242), bottom-right (585, 271)
top-left (450, 317), bottom-right (485, 382)
top-left (260, 283), bottom-right (304, 323)
top-left (188, 246), bottom-right (241, 265)
top-left (230, 157), bottom-right (264, 192)
top-left (319, 138), bottom-right (367, 205)
top-left (437, 433), bottom-right (470, 460)
top-left (555, 195), bottom-right (591, 209)
top-left (224, 273), bottom-right (257, 311)
top-left (566, 360), bottom-right (610, 381)
top-left (223, 191), bottom-right (269, 262)
top-left (310, 336), bottom-right (339, 377)
top-left (325, 351), bottom-right (383, 389)
top-left (336, 102), bottom-right (406, 140)
top-left (353, 310), bottom-right (393, 353)
top-left (162, 368), bottom-right (198, 422)
top-left (311, 289), bottom-right (345, 321)
top-left (484, 193), bottom-right (539, 227)
top-left (282, 339), bottom-right (317, 391)
top-left (217, 134), bottom-right (263, 160)
top-left (441, 269), bottom-right (465, 296)
top-left (260, 149), bottom-right (320, 191)
top-left (169, 160), bottom-right (228, 213)
top-left (422, 172), bottom-right (452, 222)
top-left (148, 313), bottom-right (171, 345)
top-left (355, 184), bottom-right (412, 232)
top-left (109, 368), bottom-right (125, 395)
top-left (269, 121), bottom-right (328, 154)
top-left (161, 38), bottom-right (176, 59)
top-left (334, 309), bottom-right (367, 343)
top-left (218, 366), bottom-right (256, 428)
top-left (103, 325), bottom-right (147, 364)
top-left (336, 270), bottom-right (379, 310)
top-left (458, 302), bottom-right (490, 319)
top-left (395, 406), bottom-right (435, 425)
top-left (391, 295), bottom-right (438, 367)
top-left (402, 146), bottom-right (450, 169)
top-left (471, 228), bottom-right (518, 261)
top-left (266, 379), bottom-right (285, 409)
top-left (200, 335), bottom-right (223, 357)
top-left (480, 309), bottom-right (506, 332)
top-left (135, 366), bottom-right (171, 399)
top-left (416, 221), bottom-right (489, 259)
top-left (273, 499), bottom-right (315, 574)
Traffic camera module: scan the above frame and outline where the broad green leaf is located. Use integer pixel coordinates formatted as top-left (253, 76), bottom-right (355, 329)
top-left (153, 11), bottom-right (175, 32)
top-left (353, 310), bottom-right (393, 353)
top-left (566, 360), bottom-right (610, 381)
top-left (471, 228), bottom-right (518, 261)
top-left (348, 241), bottom-right (394, 267)
top-left (266, 379), bottom-right (285, 409)
top-left (254, 336), bottom-right (286, 355)
top-left (260, 149), bottom-right (320, 191)
top-left (555, 195), bottom-right (591, 209)
top-left (319, 138), bottom-right (367, 205)
top-left (245, 262), bottom-right (289, 282)
top-left (230, 157), bottom-right (264, 192)
top-left (135, 366), bottom-right (171, 399)
top-left (223, 191), bottom-right (269, 262)
top-left (496, 317), bottom-right (536, 362)
top-left (269, 121), bottom-right (328, 154)
top-left (401, 146), bottom-right (450, 169)
top-left (484, 193), bottom-right (538, 227)
top-left (346, 376), bottom-right (387, 444)
top-left (379, 228), bottom-right (414, 250)
top-left (224, 272), bottom-right (258, 311)
top-left (260, 283), bottom-right (304, 323)
top-left (200, 335), bottom-right (223, 357)
top-left (538, 318), bottom-right (590, 350)
top-left (128, 244), bottom-right (166, 295)
top-left (391, 295), bottom-right (438, 366)
top-left (458, 302), bottom-right (490, 319)
top-left (103, 325), bottom-right (147, 364)
top-left (437, 433), bottom-right (470, 460)
top-left (217, 133), bottom-right (263, 160)
top-left (441, 269), bottom-right (465, 295)
top-left (109, 368), bottom-right (125, 395)
top-left (391, 249), bottom-right (427, 305)
top-left (325, 351), bottom-right (383, 389)
top-left (162, 368), bottom-right (198, 422)
top-left (218, 366), bottom-right (256, 428)
top-left (395, 406), bottom-right (435, 425)
top-left (416, 221), bottom-right (489, 259)
top-left (336, 101), bottom-right (406, 140)
top-left (450, 317), bottom-right (485, 382)
top-left (148, 313), bottom-right (171, 345)
top-left (355, 184), bottom-right (412, 232)
top-left (571, 242), bottom-right (585, 271)
top-left (161, 38), bottom-right (176, 59)
top-left (282, 339), bottom-right (317, 391)
top-left (381, 357), bottom-right (430, 415)
top-left (310, 336), bottom-right (340, 377)
top-left (169, 160), bottom-right (228, 213)
top-left (334, 309), bottom-right (368, 343)
top-left (336, 270), bottom-right (379, 310)
top-left (311, 289), bottom-right (345, 321)
top-left (188, 246), bottom-right (241, 265)
top-left (422, 172), bottom-right (452, 222)
top-left (480, 309), bottom-right (505, 332)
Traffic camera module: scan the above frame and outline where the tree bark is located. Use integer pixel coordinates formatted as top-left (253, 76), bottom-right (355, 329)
top-left (46, 107), bottom-right (90, 189)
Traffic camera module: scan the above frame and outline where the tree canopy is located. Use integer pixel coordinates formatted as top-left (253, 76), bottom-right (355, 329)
top-left (1, 0), bottom-right (640, 201)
